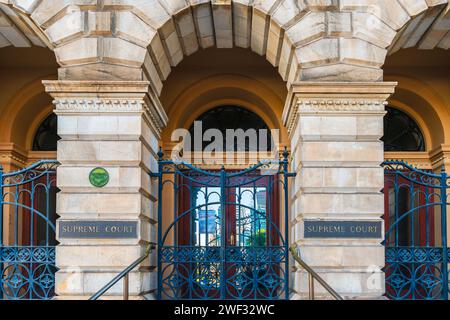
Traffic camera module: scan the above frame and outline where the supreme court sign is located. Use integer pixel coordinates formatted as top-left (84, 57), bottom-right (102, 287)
top-left (304, 220), bottom-right (382, 239)
top-left (59, 220), bottom-right (138, 239)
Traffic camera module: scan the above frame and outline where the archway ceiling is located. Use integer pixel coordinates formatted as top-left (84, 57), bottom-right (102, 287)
top-left (0, 2), bottom-right (50, 48)
top-left (389, 0), bottom-right (450, 53)
top-left (0, 0), bottom-right (449, 87)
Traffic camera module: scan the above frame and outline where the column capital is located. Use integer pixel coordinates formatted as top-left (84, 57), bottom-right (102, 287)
top-left (282, 82), bottom-right (397, 137)
top-left (43, 80), bottom-right (168, 137)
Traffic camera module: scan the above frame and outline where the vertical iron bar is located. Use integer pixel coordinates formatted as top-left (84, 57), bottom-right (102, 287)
top-left (283, 148), bottom-right (290, 300)
top-left (46, 171), bottom-right (50, 246)
top-left (252, 182), bottom-right (256, 247)
top-left (410, 183), bottom-right (415, 248)
top-left (440, 166), bottom-right (448, 300)
top-left (425, 186), bottom-right (430, 247)
top-left (14, 185), bottom-right (18, 246)
top-left (30, 179), bottom-right (35, 247)
top-left (189, 178), bottom-right (194, 300)
top-left (237, 186), bottom-right (241, 247)
top-left (409, 181), bottom-right (415, 300)
top-left (156, 148), bottom-right (163, 300)
top-left (174, 182), bottom-right (178, 250)
top-left (268, 176), bottom-right (272, 247)
top-left (394, 174), bottom-right (399, 247)
top-left (220, 166), bottom-right (226, 299)
top-left (206, 186), bottom-right (209, 247)
top-left (30, 178), bottom-right (35, 300)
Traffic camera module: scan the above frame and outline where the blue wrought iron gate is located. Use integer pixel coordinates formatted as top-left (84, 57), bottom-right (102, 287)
top-left (0, 160), bottom-right (59, 300)
top-left (383, 161), bottom-right (449, 300)
top-left (156, 150), bottom-right (293, 300)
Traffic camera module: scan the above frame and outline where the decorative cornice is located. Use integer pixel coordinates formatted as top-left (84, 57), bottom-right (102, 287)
top-left (299, 100), bottom-right (387, 112)
top-left (0, 143), bottom-right (28, 167)
top-left (43, 80), bottom-right (169, 135)
top-left (42, 81), bottom-right (152, 94)
top-left (282, 82), bottom-right (397, 137)
top-left (53, 99), bottom-right (145, 112)
top-left (0, 144), bottom-right (57, 169)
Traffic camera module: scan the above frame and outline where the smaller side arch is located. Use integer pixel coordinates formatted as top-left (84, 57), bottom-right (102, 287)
top-left (385, 74), bottom-right (449, 150)
top-left (0, 75), bottom-right (56, 155)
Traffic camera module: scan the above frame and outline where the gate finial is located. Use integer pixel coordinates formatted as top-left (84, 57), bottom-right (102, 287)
top-left (157, 147), bottom-right (164, 161)
top-left (282, 146), bottom-right (289, 161)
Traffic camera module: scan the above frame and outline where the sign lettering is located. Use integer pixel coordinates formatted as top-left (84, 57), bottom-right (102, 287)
top-left (59, 221), bottom-right (138, 239)
top-left (304, 221), bottom-right (382, 239)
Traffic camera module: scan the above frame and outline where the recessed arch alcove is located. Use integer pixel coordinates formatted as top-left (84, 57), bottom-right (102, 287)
top-left (160, 48), bottom-right (289, 154)
top-left (384, 48), bottom-right (450, 157)
top-left (0, 45), bottom-right (58, 169)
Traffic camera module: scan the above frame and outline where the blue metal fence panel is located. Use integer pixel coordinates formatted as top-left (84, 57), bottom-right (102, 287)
top-left (155, 149), bottom-right (293, 300)
top-left (383, 161), bottom-right (449, 300)
top-left (0, 160), bottom-right (59, 300)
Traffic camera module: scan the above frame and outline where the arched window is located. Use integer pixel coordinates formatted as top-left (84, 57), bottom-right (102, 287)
top-left (382, 107), bottom-right (425, 152)
top-left (33, 113), bottom-right (59, 151)
top-left (188, 106), bottom-right (272, 152)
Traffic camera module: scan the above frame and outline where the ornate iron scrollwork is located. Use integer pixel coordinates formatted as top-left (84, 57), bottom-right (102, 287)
top-left (1, 160), bottom-right (59, 300)
top-left (156, 150), bottom-right (292, 300)
top-left (383, 160), bottom-right (449, 300)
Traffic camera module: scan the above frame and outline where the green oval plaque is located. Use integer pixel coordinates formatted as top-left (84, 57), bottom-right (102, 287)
top-left (89, 167), bottom-right (109, 188)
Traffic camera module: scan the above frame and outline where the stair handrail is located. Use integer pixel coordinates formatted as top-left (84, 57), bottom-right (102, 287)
top-left (289, 245), bottom-right (343, 300)
top-left (89, 244), bottom-right (155, 300)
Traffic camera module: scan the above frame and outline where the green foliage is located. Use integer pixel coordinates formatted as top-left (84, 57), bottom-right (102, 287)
top-left (246, 229), bottom-right (266, 247)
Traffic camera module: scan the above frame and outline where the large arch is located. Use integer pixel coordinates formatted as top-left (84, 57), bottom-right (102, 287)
top-left (14, 1), bottom-right (395, 84)
top-left (2, 1), bottom-right (448, 85)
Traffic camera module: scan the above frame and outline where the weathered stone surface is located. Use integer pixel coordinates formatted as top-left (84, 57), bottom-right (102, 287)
top-left (285, 82), bottom-right (396, 299)
top-left (3, 0), bottom-right (449, 82)
top-left (44, 80), bottom-right (167, 299)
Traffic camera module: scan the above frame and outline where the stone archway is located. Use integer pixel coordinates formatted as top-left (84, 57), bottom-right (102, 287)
top-left (23, 0), bottom-right (448, 300)
top-left (2, 0), bottom-right (448, 85)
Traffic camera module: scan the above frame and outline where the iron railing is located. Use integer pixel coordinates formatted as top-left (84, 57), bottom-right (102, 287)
top-left (383, 160), bottom-right (449, 300)
top-left (155, 148), bottom-right (295, 300)
top-left (89, 244), bottom-right (155, 300)
top-left (289, 245), bottom-right (343, 300)
top-left (1, 160), bottom-right (59, 300)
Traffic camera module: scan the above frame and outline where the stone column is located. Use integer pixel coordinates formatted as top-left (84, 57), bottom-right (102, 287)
top-left (44, 81), bottom-right (167, 299)
top-left (283, 82), bottom-right (396, 299)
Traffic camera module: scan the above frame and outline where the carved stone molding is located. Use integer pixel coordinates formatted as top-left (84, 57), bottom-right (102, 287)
top-left (299, 100), bottom-right (387, 112)
top-left (0, 143), bottom-right (28, 168)
top-left (282, 82), bottom-right (397, 137)
top-left (53, 99), bottom-right (145, 113)
top-left (43, 81), bottom-right (169, 136)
